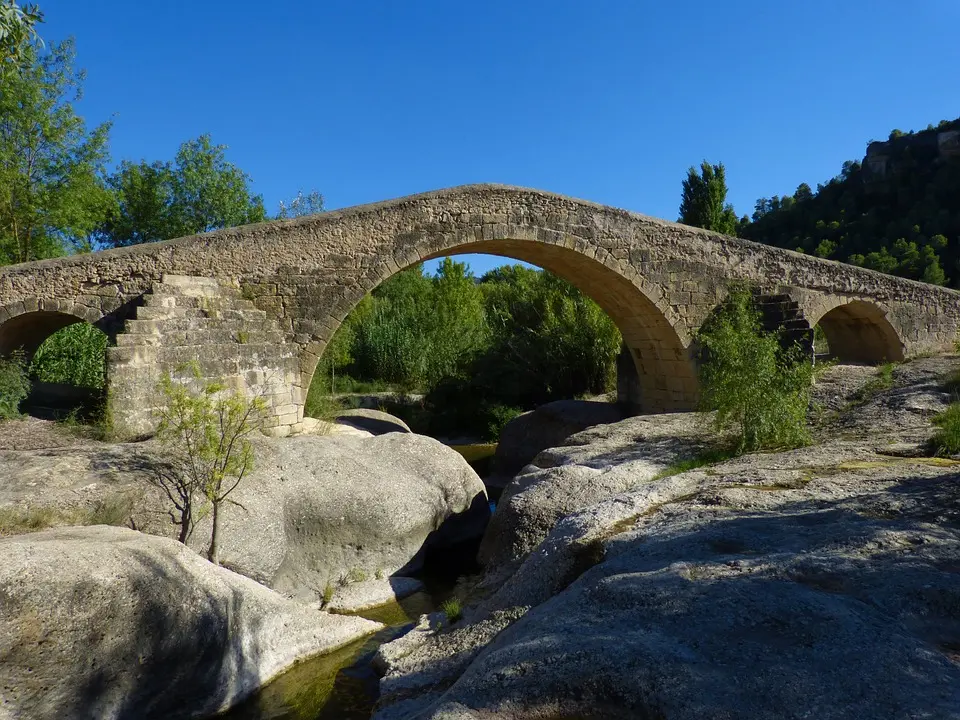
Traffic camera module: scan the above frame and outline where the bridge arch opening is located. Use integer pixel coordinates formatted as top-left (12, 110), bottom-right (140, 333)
top-left (429, 242), bottom-right (698, 414)
top-left (0, 310), bottom-right (108, 419)
top-left (813, 301), bottom-right (904, 364)
top-left (303, 240), bottom-right (699, 433)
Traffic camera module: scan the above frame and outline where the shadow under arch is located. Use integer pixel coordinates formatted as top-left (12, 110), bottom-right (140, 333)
top-left (0, 302), bottom-right (109, 418)
top-left (813, 300), bottom-right (905, 364)
top-left (0, 307), bottom-right (105, 358)
top-left (301, 238), bottom-right (699, 415)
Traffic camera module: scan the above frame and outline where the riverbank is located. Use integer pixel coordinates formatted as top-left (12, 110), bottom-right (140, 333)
top-left (370, 357), bottom-right (960, 718)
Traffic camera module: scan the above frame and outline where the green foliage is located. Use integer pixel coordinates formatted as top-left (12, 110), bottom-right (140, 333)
top-left (29, 322), bottom-right (107, 388)
top-left (440, 597), bottom-right (462, 624)
top-left (97, 134), bottom-right (266, 247)
top-left (0, 350), bottom-right (28, 419)
top-left (0, 1), bottom-right (43, 70)
top-left (931, 402), bottom-right (960, 456)
top-left (0, 495), bottom-right (133, 537)
top-left (743, 118), bottom-right (960, 287)
top-left (0, 38), bottom-right (114, 262)
top-left (476, 265), bottom-right (621, 405)
top-left (277, 189), bottom-right (324, 219)
top-left (346, 567), bottom-right (367, 583)
top-left (679, 161), bottom-right (738, 235)
top-left (696, 287), bottom-right (815, 453)
top-left (652, 447), bottom-right (739, 479)
top-left (321, 582), bottom-right (334, 607)
top-left (306, 261), bottom-right (622, 441)
top-left (350, 260), bottom-right (489, 390)
top-left (153, 364), bottom-right (266, 563)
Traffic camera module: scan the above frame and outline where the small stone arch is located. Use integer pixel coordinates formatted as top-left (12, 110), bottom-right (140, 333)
top-left (298, 233), bottom-right (699, 415)
top-left (811, 300), bottom-right (905, 364)
top-left (0, 298), bottom-right (105, 359)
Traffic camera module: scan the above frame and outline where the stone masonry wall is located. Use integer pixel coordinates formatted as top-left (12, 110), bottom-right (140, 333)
top-left (0, 185), bottom-right (957, 437)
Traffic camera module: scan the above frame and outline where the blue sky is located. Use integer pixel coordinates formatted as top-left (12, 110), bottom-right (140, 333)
top-left (40, 0), bottom-right (960, 276)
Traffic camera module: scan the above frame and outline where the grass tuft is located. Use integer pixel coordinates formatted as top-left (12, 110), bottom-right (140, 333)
top-left (931, 402), bottom-right (960, 456)
top-left (440, 597), bottom-right (462, 624)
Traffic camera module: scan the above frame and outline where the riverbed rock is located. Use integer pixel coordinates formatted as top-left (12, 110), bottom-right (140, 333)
top-left (327, 577), bottom-right (425, 614)
top-left (477, 411), bottom-right (713, 568)
top-left (373, 358), bottom-right (960, 718)
top-left (215, 433), bottom-right (488, 601)
top-left (0, 432), bottom-right (489, 603)
top-left (334, 408), bottom-right (411, 435)
top-left (0, 525), bottom-right (381, 720)
top-left (491, 399), bottom-right (624, 480)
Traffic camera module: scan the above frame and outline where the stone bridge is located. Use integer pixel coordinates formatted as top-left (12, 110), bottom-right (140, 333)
top-left (0, 184), bottom-right (957, 439)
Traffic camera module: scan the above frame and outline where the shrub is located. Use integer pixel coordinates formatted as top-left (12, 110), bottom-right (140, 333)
top-left (152, 363), bottom-right (266, 564)
top-left (931, 403), bottom-right (960, 455)
top-left (696, 287), bottom-right (815, 453)
top-left (30, 323), bottom-right (107, 388)
top-left (0, 351), bottom-right (29, 419)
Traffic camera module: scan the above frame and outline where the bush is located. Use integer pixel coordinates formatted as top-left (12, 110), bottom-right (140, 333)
top-left (931, 402), bottom-right (960, 455)
top-left (30, 323), bottom-right (107, 388)
top-left (0, 351), bottom-right (29, 419)
top-left (696, 287), bottom-right (815, 453)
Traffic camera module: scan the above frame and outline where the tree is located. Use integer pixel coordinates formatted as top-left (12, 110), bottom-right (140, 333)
top-left (0, 1), bottom-right (42, 71)
top-left (743, 117), bottom-right (960, 287)
top-left (153, 364), bottom-right (266, 563)
top-left (277, 189), bottom-right (324, 218)
top-left (679, 161), bottom-right (738, 235)
top-left (696, 286), bottom-right (814, 453)
top-left (98, 134), bottom-right (266, 247)
top-left (0, 39), bottom-right (113, 263)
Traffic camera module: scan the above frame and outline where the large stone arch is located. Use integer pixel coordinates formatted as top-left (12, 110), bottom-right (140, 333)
top-left (809, 299), bottom-right (905, 364)
top-left (297, 232), bottom-right (699, 414)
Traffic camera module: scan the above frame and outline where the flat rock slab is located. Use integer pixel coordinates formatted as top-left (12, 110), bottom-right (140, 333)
top-left (0, 525), bottom-right (382, 720)
top-left (328, 577), bottom-right (425, 613)
top-left (334, 408), bottom-right (412, 435)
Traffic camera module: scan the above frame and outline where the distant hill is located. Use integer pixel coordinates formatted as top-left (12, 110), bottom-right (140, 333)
top-left (740, 118), bottom-right (960, 287)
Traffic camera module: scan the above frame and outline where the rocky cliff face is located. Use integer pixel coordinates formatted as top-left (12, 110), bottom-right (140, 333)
top-left (372, 358), bottom-right (960, 719)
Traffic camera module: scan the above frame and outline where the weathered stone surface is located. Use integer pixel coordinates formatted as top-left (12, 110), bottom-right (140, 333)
top-left (490, 399), bottom-right (624, 480)
top-left (372, 359), bottom-right (960, 718)
top-left (334, 408), bottom-right (412, 435)
top-left (0, 432), bottom-right (489, 603)
top-left (0, 185), bottom-right (956, 438)
top-left (248, 434), bottom-right (488, 601)
top-left (478, 411), bottom-right (713, 568)
top-left (327, 577), bottom-right (424, 614)
top-left (0, 525), bottom-right (381, 720)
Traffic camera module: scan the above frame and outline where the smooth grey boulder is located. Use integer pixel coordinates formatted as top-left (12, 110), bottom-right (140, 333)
top-left (478, 411), bottom-right (711, 567)
top-left (0, 525), bottom-right (381, 720)
top-left (334, 408), bottom-right (412, 435)
top-left (0, 432), bottom-right (489, 603)
top-left (327, 577), bottom-right (425, 613)
top-left (201, 433), bottom-right (488, 601)
top-left (374, 360), bottom-right (960, 718)
top-left (491, 400), bottom-right (624, 479)
top-left (397, 465), bottom-right (960, 719)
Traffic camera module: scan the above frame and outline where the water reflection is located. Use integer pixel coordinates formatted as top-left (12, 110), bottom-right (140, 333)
top-left (221, 591), bottom-right (439, 720)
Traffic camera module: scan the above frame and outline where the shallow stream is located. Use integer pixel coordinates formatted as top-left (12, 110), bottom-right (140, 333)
top-left (221, 589), bottom-right (444, 719)
top-left (219, 443), bottom-right (495, 719)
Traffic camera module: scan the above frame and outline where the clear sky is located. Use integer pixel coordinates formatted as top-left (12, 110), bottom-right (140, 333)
top-left (39, 0), bottom-right (960, 276)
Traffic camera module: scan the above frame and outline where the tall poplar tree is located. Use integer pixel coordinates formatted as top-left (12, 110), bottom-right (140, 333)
top-left (679, 161), bottom-right (738, 236)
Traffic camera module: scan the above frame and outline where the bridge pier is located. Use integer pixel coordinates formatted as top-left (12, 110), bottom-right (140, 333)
top-left (107, 275), bottom-right (303, 439)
